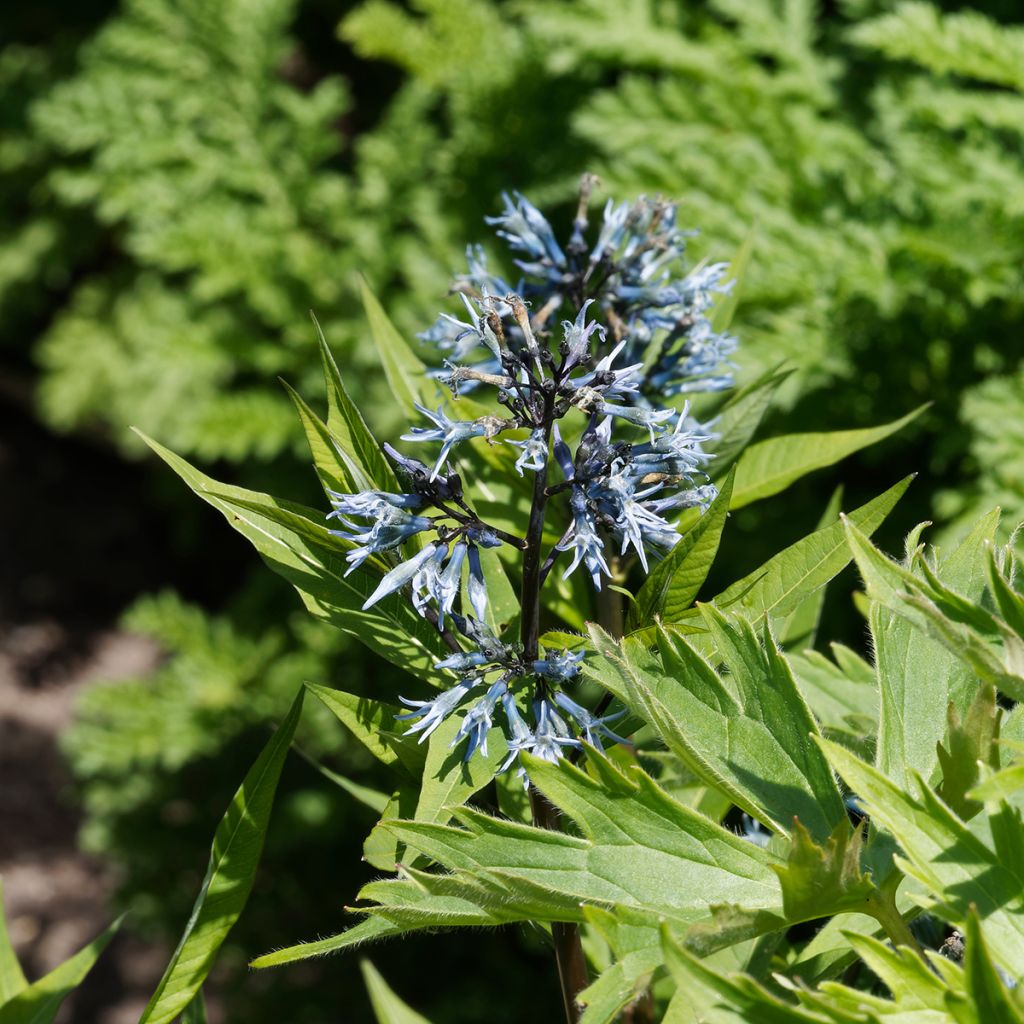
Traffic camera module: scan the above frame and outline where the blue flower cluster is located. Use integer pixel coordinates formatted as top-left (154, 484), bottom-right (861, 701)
top-left (421, 185), bottom-right (738, 401)
top-left (325, 183), bottom-right (737, 774)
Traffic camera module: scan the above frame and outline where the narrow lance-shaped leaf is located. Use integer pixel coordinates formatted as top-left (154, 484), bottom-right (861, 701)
top-left (730, 405), bottom-right (926, 509)
top-left (361, 960), bottom-right (433, 1024)
top-left (359, 276), bottom-right (427, 417)
top-left (305, 682), bottom-right (427, 779)
top-left (0, 917), bottom-right (121, 1024)
top-left (0, 879), bottom-right (27, 1004)
top-left (709, 475), bottom-right (913, 628)
top-left (313, 312), bottom-right (400, 492)
top-left (705, 365), bottom-right (793, 475)
top-left (629, 468), bottom-right (733, 627)
top-left (139, 690), bottom-right (304, 1024)
top-left (136, 432), bottom-right (451, 685)
top-left (776, 485), bottom-right (843, 651)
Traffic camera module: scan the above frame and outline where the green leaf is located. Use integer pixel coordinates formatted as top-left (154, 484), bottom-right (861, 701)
top-left (843, 510), bottom-right (1006, 787)
top-left (776, 486), bottom-right (843, 651)
top-left (137, 432), bottom-right (450, 685)
top-left (936, 683), bottom-right (999, 820)
top-left (359, 276), bottom-right (427, 417)
top-left (953, 909), bottom-right (1024, 1023)
top-left (387, 752), bottom-right (782, 929)
top-left (313, 312), bottom-right (400, 493)
top-left (363, 788), bottom-right (418, 871)
top-left (587, 614), bottom-right (845, 840)
top-left (180, 992), bottom-right (208, 1024)
top-left (772, 821), bottom-right (879, 923)
top-left (710, 228), bottom-right (754, 334)
top-left (305, 683), bottom-right (427, 779)
top-left (730, 406), bottom-right (926, 509)
top-left (360, 960), bottom-right (432, 1024)
top-left (661, 925), bottom-right (820, 1023)
top-left (710, 475), bottom-right (913, 626)
top-left (283, 378), bottom-right (370, 497)
top-left (250, 916), bottom-right (403, 969)
top-left (0, 917), bottom-right (120, 1024)
top-left (705, 366), bottom-right (793, 475)
top-left (629, 468), bottom-right (733, 627)
top-left (412, 709), bottom-right (506, 827)
top-left (968, 760), bottom-right (1024, 803)
top-left (820, 737), bottom-right (1024, 970)
top-left (790, 644), bottom-right (879, 751)
top-left (0, 880), bottom-right (27, 1004)
top-left (139, 690), bottom-right (304, 1023)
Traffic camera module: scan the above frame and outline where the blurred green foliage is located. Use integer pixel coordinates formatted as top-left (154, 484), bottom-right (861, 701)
top-left (2, 0), bottom-right (1022, 1019)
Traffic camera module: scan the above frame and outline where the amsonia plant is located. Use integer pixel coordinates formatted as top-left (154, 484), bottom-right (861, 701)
top-left (91, 184), bottom-right (1024, 1024)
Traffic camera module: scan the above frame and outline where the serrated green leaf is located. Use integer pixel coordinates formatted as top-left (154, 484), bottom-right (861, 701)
top-left (772, 821), bottom-right (878, 924)
top-left (587, 615), bottom-right (844, 840)
top-left (968, 761), bottom-right (1024, 803)
top-left (139, 690), bottom-right (303, 1023)
top-left (360, 960), bottom-right (432, 1024)
top-left (819, 737), bottom-right (1024, 971)
top-left (629, 468), bottom-right (733, 627)
top-left (661, 925), bottom-right (820, 1023)
top-left (137, 431), bottom-right (450, 685)
top-left (953, 909), bottom-right (1024, 1023)
top-left (387, 752), bottom-right (782, 928)
top-left (313, 312), bottom-right (400, 493)
top-left (0, 916), bottom-right (120, 1024)
top-left (844, 511), bottom-right (1009, 787)
top-left (0, 880), bottom-right (27, 1004)
top-left (936, 683), bottom-right (999, 820)
top-left (305, 683), bottom-right (427, 779)
top-left (790, 644), bottom-right (879, 749)
top-left (730, 406), bottom-right (926, 509)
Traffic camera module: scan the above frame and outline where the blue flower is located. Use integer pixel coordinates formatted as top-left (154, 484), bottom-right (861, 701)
top-left (452, 679), bottom-right (508, 760)
top-left (552, 691), bottom-right (628, 752)
top-left (396, 678), bottom-right (479, 742)
top-left (466, 545), bottom-right (488, 621)
top-left (362, 543), bottom-right (440, 610)
top-left (561, 300), bottom-right (605, 370)
top-left (558, 487), bottom-right (610, 589)
top-left (411, 542), bottom-right (468, 629)
top-left (531, 699), bottom-right (579, 763)
top-left (532, 649), bottom-right (585, 681)
top-left (485, 191), bottom-right (566, 272)
top-left (435, 650), bottom-right (490, 671)
top-left (597, 402), bottom-right (675, 441)
top-left (499, 691), bottom-right (536, 778)
top-left (508, 428), bottom-right (548, 475)
top-left (401, 404), bottom-right (505, 480)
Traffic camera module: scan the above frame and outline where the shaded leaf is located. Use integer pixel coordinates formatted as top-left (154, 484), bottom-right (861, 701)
top-left (0, 880), bottom-right (27, 1004)
top-left (360, 960), bottom-right (432, 1024)
top-left (139, 691), bottom-right (303, 1023)
top-left (0, 917), bottom-right (120, 1024)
